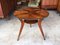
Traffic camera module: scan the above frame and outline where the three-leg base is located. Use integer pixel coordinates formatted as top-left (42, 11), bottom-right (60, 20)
top-left (17, 19), bottom-right (24, 41)
top-left (17, 19), bottom-right (45, 41)
top-left (38, 19), bottom-right (45, 40)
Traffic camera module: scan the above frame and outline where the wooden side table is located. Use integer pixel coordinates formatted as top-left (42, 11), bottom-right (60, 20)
top-left (13, 7), bottom-right (49, 41)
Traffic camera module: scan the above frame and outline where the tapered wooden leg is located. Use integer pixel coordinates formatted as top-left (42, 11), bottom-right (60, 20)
top-left (17, 19), bottom-right (24, 41)
top-left (30, 24), bottom-right (32, 27)
top-left (38, 19), bottom-right (45, 40)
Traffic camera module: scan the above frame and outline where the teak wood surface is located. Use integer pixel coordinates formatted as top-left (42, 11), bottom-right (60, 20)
top-left (13, 7), bottom-right (49, 41)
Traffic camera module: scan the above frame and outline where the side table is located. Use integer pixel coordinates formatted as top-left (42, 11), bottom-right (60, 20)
top-left (13, 7), bottom-right (49, 41)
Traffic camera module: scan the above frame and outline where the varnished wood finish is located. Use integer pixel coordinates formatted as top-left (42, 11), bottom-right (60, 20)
top-left (0, 0), bottom-right (17, 18)
top-left (14, 7), bottom-right (48, 20)
top-left (38, 19), bottom-right (45, 40)
top-left (14, 7), bottom-right (49, 41)
top-left (57, 0), bottom-right (60, 12)
top-left (17, 19), bottom-right (24, 41)
top-left (14, 7), bottom-right (48, 24)
top-left (30, 24), bottom-right (32, 27)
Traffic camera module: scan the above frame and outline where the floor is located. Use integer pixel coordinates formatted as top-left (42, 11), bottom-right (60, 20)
top-left (0, 11), bottom-right (60, 45)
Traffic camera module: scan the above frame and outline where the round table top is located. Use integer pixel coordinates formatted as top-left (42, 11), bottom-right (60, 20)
top-left (14, 7), bottom-right (49, 20)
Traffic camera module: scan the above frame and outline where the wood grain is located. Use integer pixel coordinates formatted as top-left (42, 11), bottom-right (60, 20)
top-left (14, 7), bottom-right (49, 41)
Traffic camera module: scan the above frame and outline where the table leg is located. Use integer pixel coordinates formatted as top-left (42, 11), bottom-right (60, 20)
top-left (30, 24), bottom-right (32, 27)
top-left (38, 19), bottom-right (45, 40)
top-left (17, 19), bottom-right (24, 41)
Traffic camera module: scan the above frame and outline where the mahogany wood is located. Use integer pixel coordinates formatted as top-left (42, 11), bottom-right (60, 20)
top-left (14, 7), bottom-right (49, 24)
top-left (14, 7), bottom-right (49, 41)
top-left (17, 19), bottom-right (24, 41)
top-left (0, 0), bottom-right (17, 18)
top-left (38, 19), bottom-right (45, 40)
top-left (57, 0), bottom-right (60, 12)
